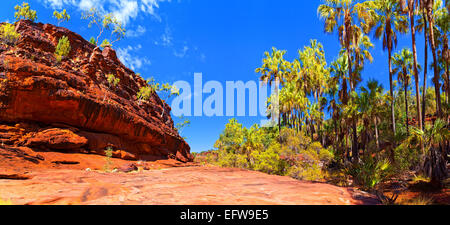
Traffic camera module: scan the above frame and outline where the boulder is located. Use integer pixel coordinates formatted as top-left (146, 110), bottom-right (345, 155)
top-left (25, 128), bottom-right (88, 150)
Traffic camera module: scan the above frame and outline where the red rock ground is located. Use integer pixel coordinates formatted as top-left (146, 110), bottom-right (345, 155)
top-left (0, 147), bottom-right (378, 205)
top-left (0, 168), bottom-right (377, 205)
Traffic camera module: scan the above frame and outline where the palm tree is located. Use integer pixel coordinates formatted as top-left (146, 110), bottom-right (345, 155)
top-left (423, 0), bottom-right (443, 118)
top-left (256, 47), bottom-right (290, 136)
top-left (318, 0), bottom-right (368, 162)
top-left (407, 119), bottom-right (449, 187)
top-left (392, 48), bottom-right (417, 135)
top-left (363, 0), bottom-right (409, 162)
top-left (329, 53), bottom-right (350, 160)
top-left (416, 0), bottom-right (430, 126)
top-left (298, 40), bottom-right (329, 143)
top-left (402, 0), bottom-right (424, 131)
top-left (433, 2), bottom-right (449, 116)
top-left (351, 30), bottom-right (375, 77)
top-left (362, 80), bottom-right (386, 150)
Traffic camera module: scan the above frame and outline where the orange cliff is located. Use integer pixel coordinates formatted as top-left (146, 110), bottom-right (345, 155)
top-left (0, 20), bottom-right (192, 164)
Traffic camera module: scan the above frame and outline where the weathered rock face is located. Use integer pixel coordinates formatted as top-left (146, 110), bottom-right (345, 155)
top-left (0, 20), bottom-right (192, 162)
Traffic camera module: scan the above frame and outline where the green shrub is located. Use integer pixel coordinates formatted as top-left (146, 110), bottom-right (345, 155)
top-left (287, 163), bottom-right (325, 181)
top-left (89, 37), bottom-right (96, 46)
top-left (394, 142), bottom-right (421, 172)
top-left (0, 23), bottom-right (20, 45)
top-left (103, 146), bottom-right (114, 172)
top-left (250, 143), bottom-right (283, 175)
top-left (216, 149), bottom-right (249, 169)
top-left (346, 156), bottom-right (393, 191)
top-left (137, 86), bottom-right (155, 104)
top-left (14, 2), bottom-right (37, 22)
top-left (53, 9), bottom-right (70, 25)
top-left (100, 39), bottom-right (111, 48)
top-left (55, 36), bottom-right (71, 61)
top-left (209, 120), bottom-right (331, 181)
top-left (82, 8), bottom-right (125, 49)
top-left (106, 73), bottom-right (120, 87)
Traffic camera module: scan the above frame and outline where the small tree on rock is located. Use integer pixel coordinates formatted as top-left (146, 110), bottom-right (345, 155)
top-left (55, 36), bottom-right (71, 62)
top-left (0, 23), bottom-right (20, 46)
top-left (100, 39), bottom-right (111, 48)
top-left (53, 9), bottom-right (70, 25)
top-left (104, 73), bottom-right (120, 102)
top-left (81, 8), bottom-right (125, 51)
top-left (14, 2), bottom-right (37, 22)
top-left (89, 37), bottom-right (96, 46)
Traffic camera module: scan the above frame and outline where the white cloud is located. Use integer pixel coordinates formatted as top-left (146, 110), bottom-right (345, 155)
top-left (41, 0), bottom-right (170, 25)
top-left (199, 53), bottom-right (206, 62)
top-left (127, 25), bottom-right (147, 37)
top-left (173, 46), bottom-right (189, 58)
top-left (43, 0), bottom-right (77, 9)
top-left (117, 45), bottom-right (151, 71)
top-left (154, 26), bottom-right (173, 46)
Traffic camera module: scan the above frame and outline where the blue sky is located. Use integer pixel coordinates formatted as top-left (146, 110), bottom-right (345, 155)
top-left (1, 0), bottom-right (431, 152)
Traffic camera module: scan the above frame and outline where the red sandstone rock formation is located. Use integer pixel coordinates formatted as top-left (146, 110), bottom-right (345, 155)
top-left (0, 20), bottom-right (192, 162)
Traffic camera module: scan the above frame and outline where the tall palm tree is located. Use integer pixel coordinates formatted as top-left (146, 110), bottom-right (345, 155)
top-left (329, 53), bottom-right (350, 160)
top-left (433, 2), bottom-right (449, 116)
top-left (423, 0), bottom-right (443, 118)
top-left (402, 0), bottom-right (424, 131)
top-left (407, 119), bottom-right (449, 187)
top-left (361, 80), bottom-right (385, 150)
top-left (318, 0), bottom-right (368, 162)
top-left (256, 47), bottom-right (290, 136)
top-left (392, 48), bottom-right (416, 135)
top-left (416, 0), bottom-right (430, 126)
top-left (299, 40), bottom-right (330, 143)
top-left (363, 0), bottom-right (409, 162)
top-left (351, 29), bottom-right (375, 85)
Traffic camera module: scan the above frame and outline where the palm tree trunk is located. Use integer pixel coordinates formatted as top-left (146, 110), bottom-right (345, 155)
top-left (374, 117), bottom-right (380, 150)
top-left (334, 119), bottom-right (339, 153)
top-left (388, 48), bottom-right (396, 163)
top-left (443, 35), bottom-right (449, 116)
top-left (347, 49), bottom-right (359, 163)
top-left (404, 82), bottom-right (410, 135)
top-left (409, 5), bottom-right (423, 131)
top-left (278, 112), bottom-right (281, 141)
top-left (422, 10), bottom-right (428, 127)
top-left (427, 6), bottom-right (443, 118)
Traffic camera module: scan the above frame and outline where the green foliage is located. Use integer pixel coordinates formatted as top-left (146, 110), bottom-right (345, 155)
top-left (100, 39), bottom-right (110, 48)
top-left (394, 141), bottom-right (421, 172)
top-left (103, 146), bottom-right (114, 172)
top-left (55, 36), bottom-right (71, 61)
top-left (399, 195), bottom-right (434, 205)
top-left (53, 9), bottom-right (70, 25)
top-left (403, 119), bottom-right (450, 183)
top-left (89, 37), bottom-right (96, 46)
top-left (137, 86), bottom-right (154, 103)
top-left (288, 163), bottom-right (325, 181)
top-left (0, 23), bottom-right (20, 45)
top-left (250, 143), bottom-right (283, 174)
top-left (214, 118), bottom-right (245, 154)
top-left (216, 149), bottom-right (249, 169)
top-left (144, 77), bottom-right (180, 103)
top-left (346, 156), bottom-right (393, 191)
top-left (209, 119), bottom-right (330, 180)
top-left (175, 116), bottom-right (191, 137)
top-left (82, 8), bottom-right (126, 48)
top-left (14, 2), bottom-right (37, 22)
top-left (106, 73), bottom-right (120, 88)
